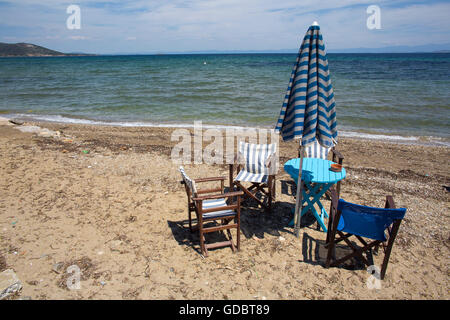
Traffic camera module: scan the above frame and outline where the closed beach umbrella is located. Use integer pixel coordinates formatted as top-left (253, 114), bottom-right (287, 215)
top-left (275, 21), bottom-right (338, 237)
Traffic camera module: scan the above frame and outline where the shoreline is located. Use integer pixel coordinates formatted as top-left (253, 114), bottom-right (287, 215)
top-left (2, 114), bottom-right (449, 148)
top-left (2, 116), bottom-right (449, 179)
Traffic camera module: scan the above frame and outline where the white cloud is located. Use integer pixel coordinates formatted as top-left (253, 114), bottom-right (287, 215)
top-left (1, 0), bottom-right (449, 53)
top-left (68, 36), bottom-right (89, 40)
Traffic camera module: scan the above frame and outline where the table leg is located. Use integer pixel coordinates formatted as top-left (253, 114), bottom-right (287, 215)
top-left (288, 182), bottom-right (333, 232)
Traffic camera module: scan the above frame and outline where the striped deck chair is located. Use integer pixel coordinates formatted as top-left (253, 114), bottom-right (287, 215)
top-left (229, 142), bottom-right (278, 211)
top-left (179, 166), bottom-right (243, 257)
top-left (302, 140), bottom-right (344, 198)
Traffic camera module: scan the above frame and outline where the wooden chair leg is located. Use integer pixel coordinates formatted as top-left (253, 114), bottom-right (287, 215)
top-left (325, 226), bottom-right (340, 268)
top-left (199, 228), bottom-right (207, 257)
top-left (236, 196), bottom-right (241, 251)
top-left (268, 177), bottom-right (273, 210)
top-left (325, 197), bottom-right (340, 267)
top-left (380, 220), bottom-right (401, 280)
top-left (325, 235), bottom-right (335, 268)
top-left (229, 164), bottom-right (234, 190)
top-left (188, 208), bottom-right (193, 232)
top-left (268, 175), bottom-right (276, 210)
top-left (226, 229), bottom-right (236, 252)
top-left (236, 223), bottom-right (240, 251)
top-left (235, 181), bottom-right (267, 210)
top-left (235, 178), bottom-right (275, 212)
top-left (326, 201), bottom-right (333, 244)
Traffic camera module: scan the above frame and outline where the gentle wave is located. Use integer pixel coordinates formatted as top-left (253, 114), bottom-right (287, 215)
top-left (3, 113), bottom-right (259, 131)
top-left (339, 130), bottom-right (417, 141)
top-left (4, 113), bottom-right (449, 147)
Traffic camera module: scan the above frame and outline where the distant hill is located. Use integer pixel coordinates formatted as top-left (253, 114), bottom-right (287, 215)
top-left (0, 43), bottom-right (92, 57)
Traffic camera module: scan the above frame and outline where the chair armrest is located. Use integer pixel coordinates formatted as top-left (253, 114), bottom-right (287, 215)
top-left (192, 191), bottom-right (243, 201)
top-left (195, 176), bottom-right (226, 195)
top-left (385, 195), bottom-right (396, 209)
top-left (194, 176), bottom-right (226, 183)
top-left (331, 148), bottom-right (344, 164)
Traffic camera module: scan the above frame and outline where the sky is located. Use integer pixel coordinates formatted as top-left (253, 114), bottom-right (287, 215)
top-left (0, 0), bottom-right (449, 54)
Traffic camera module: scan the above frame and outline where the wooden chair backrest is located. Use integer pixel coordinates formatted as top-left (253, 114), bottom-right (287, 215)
top-left (304, 140), bottom-right (331, 159)
top-left (238, 142), bottom-right (277, 174)
top-left (179, 166), bottom-right (197, 199)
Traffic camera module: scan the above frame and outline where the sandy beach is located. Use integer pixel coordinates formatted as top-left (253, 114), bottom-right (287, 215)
top-left (0, 118), bottom-right (449, 300)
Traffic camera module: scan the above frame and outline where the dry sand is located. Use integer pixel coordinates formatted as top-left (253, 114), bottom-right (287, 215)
top-left (0, 118), bottom-right (449, 300)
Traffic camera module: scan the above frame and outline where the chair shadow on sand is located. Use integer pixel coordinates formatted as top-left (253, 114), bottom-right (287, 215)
top-left (168, 180), bottom-right (380, 266)
top-left (167, 219), bottom-right (235, 256)
top-left (166, 195), bottom-right (289, 256)
top-left (301, 232), bottom-right (372, 271)
top-left (279, 179), bottom-right (372, 271)
top-left (168, 181), bottom-right (329, 256)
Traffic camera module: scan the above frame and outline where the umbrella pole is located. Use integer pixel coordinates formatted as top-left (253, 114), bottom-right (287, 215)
top-left (293, 139), bottom-right (304, 238)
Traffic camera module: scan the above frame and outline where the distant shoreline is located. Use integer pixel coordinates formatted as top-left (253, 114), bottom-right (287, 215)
top-left (6, 52), bottom-right (447, 57)
top-left (0, 54), bottom-right (96, 58)
top-left (1, 52), bottom-right (450, 58)
top-left (2, 41), bottom-right (450, 57)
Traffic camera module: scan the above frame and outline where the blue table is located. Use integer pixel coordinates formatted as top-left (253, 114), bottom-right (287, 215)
top-left (284, 158), bottom-right (346, 232)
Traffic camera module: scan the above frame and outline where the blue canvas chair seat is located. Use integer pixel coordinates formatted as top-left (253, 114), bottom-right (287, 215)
top-left (325, 190), bottom-right (406, 280)
top-left (229, 142), bottom-right (278, 211)
top-left (336, 199), bottom-right (406, 241)
top-left (179, 166), bottom-right (243, 257)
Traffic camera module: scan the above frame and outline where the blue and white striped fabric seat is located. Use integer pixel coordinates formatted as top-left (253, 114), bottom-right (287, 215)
top-left (235, 142), bottom-right (277, 184)
top-left (202, 198), bottom-right (236, 219)
top-left (304, 140), bottom-right (330, 160)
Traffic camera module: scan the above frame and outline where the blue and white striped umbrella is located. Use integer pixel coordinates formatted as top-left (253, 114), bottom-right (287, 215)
top-left (275, 23), bottom-right (337, 148)
top-left (275, 22), bottom-right (337, 237)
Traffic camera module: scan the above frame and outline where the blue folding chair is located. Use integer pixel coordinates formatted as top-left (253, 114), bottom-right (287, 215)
top-left (325, 190), bottom-right (406, 279)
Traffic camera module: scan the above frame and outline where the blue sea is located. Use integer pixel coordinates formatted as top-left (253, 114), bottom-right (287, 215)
top-left (0, 53), bottom-right (449, 145)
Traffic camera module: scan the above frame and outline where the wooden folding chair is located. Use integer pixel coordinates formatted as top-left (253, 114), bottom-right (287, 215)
top-left (228, 142), bottom-right (278, 212)
top-left (179, 166), bottom-right (243, 257)
top-left (325, 189), bottom-right (406, 280)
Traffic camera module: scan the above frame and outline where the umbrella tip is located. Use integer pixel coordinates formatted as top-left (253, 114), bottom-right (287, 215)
top-left (312, 21), bottom-right (319, 26)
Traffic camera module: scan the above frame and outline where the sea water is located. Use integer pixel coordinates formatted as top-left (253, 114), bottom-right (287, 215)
top-left (0, 53), bottom-right (449, 145)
